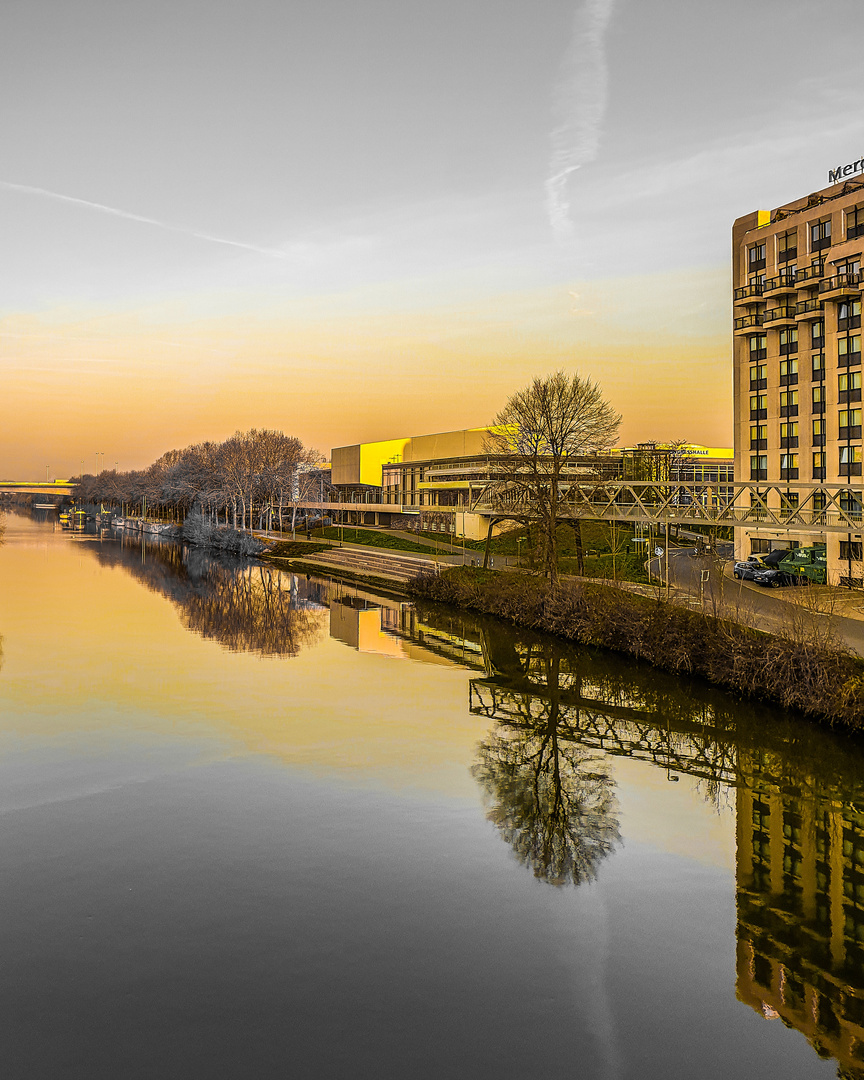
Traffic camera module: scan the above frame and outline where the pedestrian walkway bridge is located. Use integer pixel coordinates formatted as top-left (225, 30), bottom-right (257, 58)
top-left (297, 479), bottom-right (864, 535)
top-left (0, 481), bottom-right (75, 496)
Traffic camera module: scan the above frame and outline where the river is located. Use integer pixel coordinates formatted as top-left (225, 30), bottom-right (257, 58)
top-left (2, 511), bottom-right (863, 1079)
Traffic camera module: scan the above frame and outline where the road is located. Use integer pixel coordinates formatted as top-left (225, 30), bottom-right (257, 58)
top-left (649, 544), bottom-right (864, 657)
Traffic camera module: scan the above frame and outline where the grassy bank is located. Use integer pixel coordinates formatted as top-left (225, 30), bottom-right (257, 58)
top-left (312, 526), bottom-right (438, 554)
top-left (414, 522), bottom-right (653, 583)
top-left (262, 540), bottom-right (330, 558)
top-left (409, 566), bottom-right (864, 728)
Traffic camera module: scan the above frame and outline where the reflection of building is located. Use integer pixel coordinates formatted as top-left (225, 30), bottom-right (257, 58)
top-left (450, 621), bottom-right (864, 1078)
top-left (736, 749), bottom-right (864, 1076)
top-left (324, 580), bottom-right (486, 667)
top-left (733, 173), bottom-right (864, 583)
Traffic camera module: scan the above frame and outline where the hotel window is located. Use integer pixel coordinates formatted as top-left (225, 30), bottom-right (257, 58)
top-left (812, 385), bottom-right (826, 413)
top-left (780, 389), bottom-right (798, 416)
top-left (840, 489), bottom-right (863, 514)
top-left (780, 421), bottom-right (799, 447)
top-left (841, 541), bottom-right (863, 561)
top-left (750, 424), bottom-right (767, 450)
top-left (779, 357), bottom-right (798, 384)
top-left (839, 408), bottom-right (863, 440)
top-left (749, 363), bottom-right (767, 390)
top-left (813, 451), bottom-right (826, 478)
top-left (750, 393), bottom-right (767, 420)
top-left (812, 320), bottom-right (825, 349)
top-left (839, 370), bottom-right (862, 402)
top-left (780, 453), bottom-right (799, 479)
top-left (748, 242), bottom-right (766, 272)
top-left (812, 352), bottom-right (825, 380)
top-left (812, 418), bottom-right (826, 445)
top-left (779, 327), bottom-right (798, 355)
top-left (810, 218), bottom-right (832, 252)
top-left (840, 445), bottom-right (863, 476)
top-left (749, 334), bottom-right (767, 362)
top-left (847, 205), bottom-right (864, 240)
top-left (839, 299), bottom-right (862, 331)
top-left (780, 491), bottom-right (799, 511)
top-left (750, 454), bottom-right (768, 480)
top-left (777, 229), bottom-right (797, 264)
top-left (839, 334), bottom-right (862, 367)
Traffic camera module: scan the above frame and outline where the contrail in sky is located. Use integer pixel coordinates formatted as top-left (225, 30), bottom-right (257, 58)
top-left (0, 180), bottom-right (288, 259)
top-left (546, 0), bottom-right (616, 240)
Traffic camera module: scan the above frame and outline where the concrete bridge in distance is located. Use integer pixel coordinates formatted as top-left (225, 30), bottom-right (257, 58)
top-left (0, 481), bottom-right (75, 497)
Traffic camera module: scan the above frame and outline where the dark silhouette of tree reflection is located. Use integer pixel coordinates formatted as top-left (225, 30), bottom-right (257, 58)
top-left (180, 559), bottom-right (324, 656)
top-left (472, 653), bottom-right (620, 887)
top-left (87, 534), bottom-right (325, 658)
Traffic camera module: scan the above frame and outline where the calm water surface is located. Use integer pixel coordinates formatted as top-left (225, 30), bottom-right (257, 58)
top-left (1, 512), bottom-right (863, 1079)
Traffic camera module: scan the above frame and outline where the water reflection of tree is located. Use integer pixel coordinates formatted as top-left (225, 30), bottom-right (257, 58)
top-left (87, 535), bottom-right (325, 658)
top-left (180, 560), bottom-right (323, 656)
top-left (413, 600), bottom-right (864, 1075)
top-left (472, 652), bottom-right (620, 887)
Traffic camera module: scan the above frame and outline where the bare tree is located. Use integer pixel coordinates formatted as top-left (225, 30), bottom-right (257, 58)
top-left (485, 371), bottom-right (621, 582)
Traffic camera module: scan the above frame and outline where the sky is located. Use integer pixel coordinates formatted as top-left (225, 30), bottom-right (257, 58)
top-left (1, 0), bottom-right (862, 478)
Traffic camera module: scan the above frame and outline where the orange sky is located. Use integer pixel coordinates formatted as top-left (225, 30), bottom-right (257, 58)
top-left (2, 0), bottom-right (860, 478)
top-left (1, 266), bottom-right (732, 477)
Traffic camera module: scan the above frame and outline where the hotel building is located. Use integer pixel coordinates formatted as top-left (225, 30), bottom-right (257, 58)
top-left (733, 169), bottom-right (864, 583)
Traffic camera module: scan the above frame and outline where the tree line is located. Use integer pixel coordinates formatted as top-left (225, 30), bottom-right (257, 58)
top-left (74, 428), bottom-right (326, 533)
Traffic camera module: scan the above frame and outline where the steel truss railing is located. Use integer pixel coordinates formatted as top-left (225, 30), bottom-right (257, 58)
top-left (296, 480), bottom-right (864, 534)
top-left (468, 680), bottom-right (738, 787)
top-left (468, 480), bottom-right (864, 534)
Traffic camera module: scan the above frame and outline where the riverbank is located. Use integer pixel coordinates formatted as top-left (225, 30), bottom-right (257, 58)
top-left (409, 566), bottom-right (864, 728)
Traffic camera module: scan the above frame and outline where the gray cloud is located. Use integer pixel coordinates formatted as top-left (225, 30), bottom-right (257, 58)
top-left (546, 0), bottom-right (616, 240)
top-left (0, 180), bottom-right (288, 260)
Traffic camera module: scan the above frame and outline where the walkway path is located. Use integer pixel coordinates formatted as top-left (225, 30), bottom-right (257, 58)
top-left (653, 545), bottom-right (864, 656)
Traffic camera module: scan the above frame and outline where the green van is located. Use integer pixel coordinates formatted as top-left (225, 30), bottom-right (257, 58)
top-left (777, 544), bottom-right (827, 585)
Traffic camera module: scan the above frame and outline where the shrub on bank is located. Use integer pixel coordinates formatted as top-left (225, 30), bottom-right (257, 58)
top-left (409, 567), bottom-right (864, 728)
top-left (182, 512), bottom-right (264, 556)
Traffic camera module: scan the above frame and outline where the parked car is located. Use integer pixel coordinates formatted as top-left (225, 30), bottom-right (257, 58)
top-left (733, 558), bottom-right (768, 581)
top-left (755, 570), bottom-right (809, 588)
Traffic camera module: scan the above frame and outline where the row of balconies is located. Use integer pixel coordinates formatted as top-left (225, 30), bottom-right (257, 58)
top-left (735, 292), bottom-right (860, 332)
top-left (734, 270), bottom-right (861, 306)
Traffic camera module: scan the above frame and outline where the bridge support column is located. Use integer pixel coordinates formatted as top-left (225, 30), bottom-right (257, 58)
top-left (482, 518), bottom-right (497, 570)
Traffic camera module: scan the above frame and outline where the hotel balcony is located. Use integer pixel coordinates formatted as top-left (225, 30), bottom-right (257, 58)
top-left (819, 272), bottom-right (862, 299)
top-left (795, 297), bottom-right (825, 320)
top-left (796, 261), bottom-right (825, 284)
top-left (733, 313), bottom-right (764, 335)
top-left (763, 273), bottom-right (798, 297)
top-left (763, 306), bottom-right (797, 326)
top-left (733, 283), bottom-right (764, 304)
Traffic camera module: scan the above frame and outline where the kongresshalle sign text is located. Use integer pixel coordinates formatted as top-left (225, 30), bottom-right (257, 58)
top-left (828, 157), bottom-right (864, 184)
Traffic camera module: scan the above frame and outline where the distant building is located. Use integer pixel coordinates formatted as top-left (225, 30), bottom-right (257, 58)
top-left (733, 171), bottom-right (864, 582)
top-left (619, 442), bottom-right (733, 484)
top-left (329, 430), bottom-right (730, 539)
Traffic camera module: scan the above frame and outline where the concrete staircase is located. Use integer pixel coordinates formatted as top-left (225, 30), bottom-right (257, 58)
top-left (302, 546), bottom-right (440, 582)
